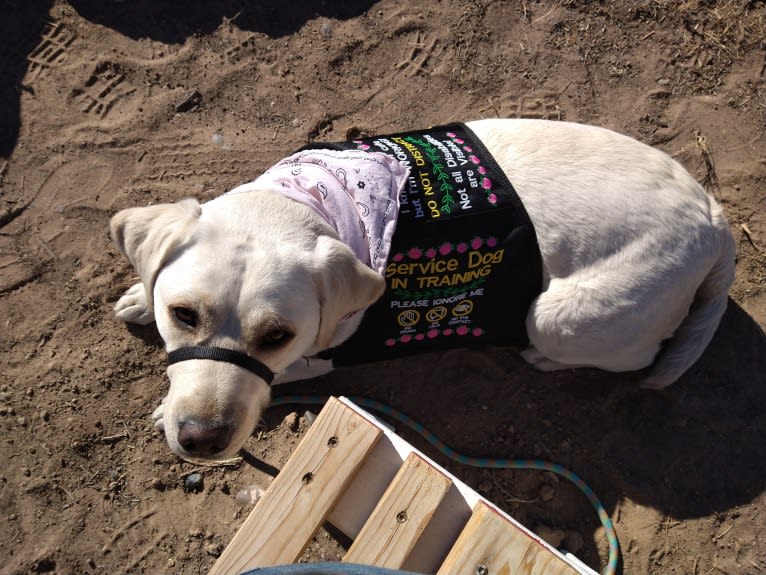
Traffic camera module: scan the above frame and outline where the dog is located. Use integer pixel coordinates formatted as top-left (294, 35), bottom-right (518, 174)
top-left (110, 119), bottom-right (735, 461)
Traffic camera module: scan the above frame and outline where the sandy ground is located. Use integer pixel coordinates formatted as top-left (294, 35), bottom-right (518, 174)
top-left (1, 1), bottom-right (765, 574)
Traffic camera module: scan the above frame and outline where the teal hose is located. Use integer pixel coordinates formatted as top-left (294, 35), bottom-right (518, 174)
top-left (269, 394), bottom-right (620, 575)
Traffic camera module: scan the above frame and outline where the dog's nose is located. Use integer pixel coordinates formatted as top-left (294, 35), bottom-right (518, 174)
top-left (177, 421), bottom-right (234, 456)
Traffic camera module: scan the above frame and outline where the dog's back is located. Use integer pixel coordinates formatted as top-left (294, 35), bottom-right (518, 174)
top-left (468, 119), bottom-right (735, 386)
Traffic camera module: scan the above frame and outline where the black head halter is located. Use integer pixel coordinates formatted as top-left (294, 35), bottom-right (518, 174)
top-left (167, 346), bottom-right (276, 385)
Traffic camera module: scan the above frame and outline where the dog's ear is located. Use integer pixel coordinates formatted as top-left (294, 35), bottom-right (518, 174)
top-left (110, 199), bottom-right (201, 311)
top-left (313, 235), bottom-right (385, 349)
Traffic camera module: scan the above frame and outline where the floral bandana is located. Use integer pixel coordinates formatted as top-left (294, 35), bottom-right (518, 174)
top-left (228, 149), bottom-right (409, 275)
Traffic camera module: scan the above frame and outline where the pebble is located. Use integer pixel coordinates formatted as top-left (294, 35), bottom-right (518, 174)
top-left (535, 523), bottom-right (566, 548)
top-left (539, 483), bottom-right (556, 502)
top-left (477, 479), bottom-right (493, 494)
top-left (204, 542), bottom-right (223, 557)
top-left (235, 485), bottom-right (264, 505)
top-left (564, 530), bottom-right (585, 553)
top-left (320, 22), bottom-right (332, 36)
top-left (184, 473), bottom-right (204, 493)
top-left (149, 477), bottom-right (165, 491)
top-left (283, 411), bottom-right (299, 432)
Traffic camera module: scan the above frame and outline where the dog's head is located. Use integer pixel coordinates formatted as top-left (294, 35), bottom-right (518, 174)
top-left (110, 191), bottom-right (384, 460)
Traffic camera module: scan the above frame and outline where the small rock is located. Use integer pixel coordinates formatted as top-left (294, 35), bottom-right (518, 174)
top-left (31, 557), bottom-right (56, 573)
top-left (477, 479), bottom-right (493, 494)
top-left (564, 530), bottom-right (585, 554)
top-left (166, 558), bottom-right (176, 568)
top-left (175, 89), bottom-right (203, 113)
top-left (204, 542), bottom-right (223, 557)
top-left (0, 405), bottom-right (9, 416)
top-left (22, 468), bottom-right (31, 477)
top-left (303, 410), bottom-right (317, 427)
top-left (283, 411), bottom-right (299, 432)
top-left (291, 117), bottom-right (301, 128)
top-left (543, 471), bottom-right (560, 484)
top-left (539, 483), bottom-right (556, 502)
top-left (320, 22), bottom-right (332, 36)
top-left (184, 473), bottom-right (204, 493)
top-left (535, 523), bottom-right (566, 548)
top-left (188, 527), bottom-right (204, 539)
top-left (236, 485), bottom-right (264, 505)
top-left (149, 477), bottom-right (165, 491)
top-left (40, 410), bottom-right (50, 422)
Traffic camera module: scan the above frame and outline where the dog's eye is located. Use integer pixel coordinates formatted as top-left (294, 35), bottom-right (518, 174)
top-left (260, 329), bottom-right (293, 349)
top-left (172, 307), bottom-right (198, 328)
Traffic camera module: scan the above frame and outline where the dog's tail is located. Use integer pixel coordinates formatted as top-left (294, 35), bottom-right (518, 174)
top-left (642, 197), bottom-right (736, 389)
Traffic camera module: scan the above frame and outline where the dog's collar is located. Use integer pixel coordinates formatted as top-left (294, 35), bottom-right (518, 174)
top-left (167, 346), bottom-right (276, 385)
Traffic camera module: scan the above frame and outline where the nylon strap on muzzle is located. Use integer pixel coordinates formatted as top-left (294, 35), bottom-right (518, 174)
top-left (167, 346), bottom-right (276, 385)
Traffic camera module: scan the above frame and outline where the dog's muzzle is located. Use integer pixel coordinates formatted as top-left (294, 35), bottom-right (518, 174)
top-left (167, 346), bottom-right (276, 385)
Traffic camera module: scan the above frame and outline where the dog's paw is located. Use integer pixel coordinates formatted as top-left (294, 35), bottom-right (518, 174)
top-left (639, 376), bottom-right (673, 390)
top-left (114, 283), bottom-right (155, 325)
top-left (152, 399), bottom-right (166, 431)
top-left (521, 346), bottom-right (586, 372)
top-left (520, 345), bottom-right (547, 365)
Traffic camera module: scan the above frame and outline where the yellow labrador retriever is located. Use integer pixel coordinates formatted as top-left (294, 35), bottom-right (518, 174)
top-left (111, 119), bottom-right (735, 461)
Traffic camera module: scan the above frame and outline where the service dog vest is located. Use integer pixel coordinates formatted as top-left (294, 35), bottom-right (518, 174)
top-left (297, 123), bottom-right (542, 365)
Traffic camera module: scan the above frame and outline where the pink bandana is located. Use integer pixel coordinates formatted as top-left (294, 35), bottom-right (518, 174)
top-left (228, 149), bottom-right (408, 275)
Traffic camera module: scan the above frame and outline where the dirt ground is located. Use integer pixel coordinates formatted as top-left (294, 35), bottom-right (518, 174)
top-left (1, 1), bottom-right (765, 574)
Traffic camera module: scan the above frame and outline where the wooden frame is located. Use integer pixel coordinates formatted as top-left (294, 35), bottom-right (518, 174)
top-left (210, 397), bottom-right (597, 575)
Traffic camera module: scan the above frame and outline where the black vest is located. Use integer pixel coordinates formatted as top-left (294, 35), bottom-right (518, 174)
top-left (301, 123), bottom-right (542, 365)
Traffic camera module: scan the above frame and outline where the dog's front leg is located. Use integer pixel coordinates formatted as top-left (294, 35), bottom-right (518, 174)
top-left (274, 356), bottom-right (335, 385)
top-left (114, 282), bottom-right (155, 325)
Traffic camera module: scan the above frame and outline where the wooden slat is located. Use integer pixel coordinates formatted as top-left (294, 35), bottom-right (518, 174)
top-left (343, 453), bottom-right (452, 568)
top-left (209, 397), bottom-right (382, 575)
top-left (518, 545), bottom-right (587, 575)
top-left (436, 501), bottom-right (580, 575)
